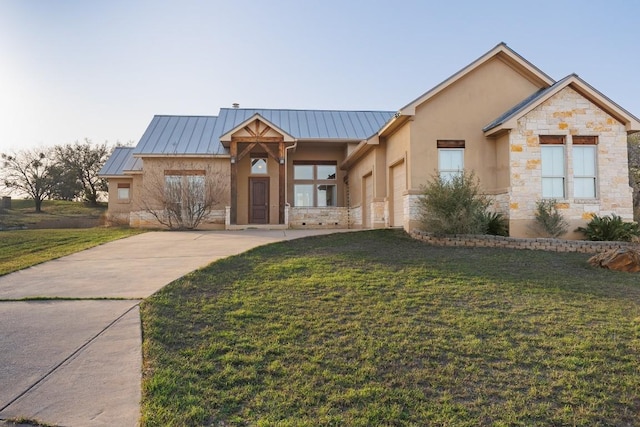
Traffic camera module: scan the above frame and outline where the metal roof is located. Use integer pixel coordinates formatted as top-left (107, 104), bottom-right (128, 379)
top-left (99, 147), bottom-right (135, 176)
top-left (133, 115), bottom-right (225, 156)
top-left (217, 108), bottom-right (395, 140)
top-left (132, 109), bottom-right (396, 155)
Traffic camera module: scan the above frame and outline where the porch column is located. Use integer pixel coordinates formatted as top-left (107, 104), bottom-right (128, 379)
top-left (230, 140), bottom-right (238, 224)
top-left (279, 141), bottom-right (285, 224)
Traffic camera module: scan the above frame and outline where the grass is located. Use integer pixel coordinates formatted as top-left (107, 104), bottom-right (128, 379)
top-left (0, 199), bottom-right (107, 228)
top-left (140, 229), bottom-right (640, 426)
top-left (0, 228), bottom-right (144, 276)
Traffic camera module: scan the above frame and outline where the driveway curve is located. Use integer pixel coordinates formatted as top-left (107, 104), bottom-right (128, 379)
top-left (0, 229), bottom-right (347, 427)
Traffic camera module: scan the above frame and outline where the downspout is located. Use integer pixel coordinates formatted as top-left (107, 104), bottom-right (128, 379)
top-left (284, 141), bottom-right (298, 216)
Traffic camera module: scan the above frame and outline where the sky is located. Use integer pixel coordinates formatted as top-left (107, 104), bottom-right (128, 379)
top-left (0, 0), bottom-right (639, 154)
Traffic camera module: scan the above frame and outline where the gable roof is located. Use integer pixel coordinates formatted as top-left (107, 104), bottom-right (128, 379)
top-left (133, 109), bottom-right (396, 156)
top-left (398, 42), bottom-right (555, 116)
top-left (483, 74), bottom-right (640, 136)
top-left (219, 113), bottom-right (296, 143)
top-left (217, 108), bottom-right (395, 141)
top-left (99, 146), bottom-right (136, 177)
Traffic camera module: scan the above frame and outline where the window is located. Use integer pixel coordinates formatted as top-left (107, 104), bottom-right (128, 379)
top-left (117, 183), bottom-right (130, 200)
top-left (540, 135), bottom-right (565, 199)
top-left (573, 136), bottom-right (597, 198)
top-left (251, 157), bottom-right (267, 174)
top-left (293, 162), bottom-right (337, 207)
top-left (164, 171), bottom-right (206, 212)
top-left (437, 140), bottom-right (464, 181)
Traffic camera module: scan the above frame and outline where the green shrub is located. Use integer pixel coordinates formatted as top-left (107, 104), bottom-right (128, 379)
top-left (418, 171), bottom-right (491, 235)
top-left (575, 213), bottom-right (640, 241)
top-left (533, 199), bottom-right (568, 238)
top-left (482, 211), bottom-right (509, 236)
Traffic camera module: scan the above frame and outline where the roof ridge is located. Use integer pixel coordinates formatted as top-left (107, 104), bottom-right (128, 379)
top-left (153, 114), bottom-right (218, 118)
top-left (218, 107), bottom-right (396, 114)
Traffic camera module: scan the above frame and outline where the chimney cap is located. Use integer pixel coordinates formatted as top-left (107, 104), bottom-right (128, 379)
top-left (232, 103), bottom-right (239, 109)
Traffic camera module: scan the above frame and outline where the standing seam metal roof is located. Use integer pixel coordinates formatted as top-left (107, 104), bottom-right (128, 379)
top-left (132, 108), bottom-right (395, 156)
top-left (99, 147), bottom-right (135, 176)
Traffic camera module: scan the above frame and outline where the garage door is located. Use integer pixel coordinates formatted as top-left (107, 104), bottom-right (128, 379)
top-left (363, 174), bottom-right (373, 228)
top-left (392, 162), bottom-right (406, 227)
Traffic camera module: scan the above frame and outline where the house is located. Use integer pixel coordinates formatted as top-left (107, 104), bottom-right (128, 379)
top-left (100, 43), bottom-right (640, 238)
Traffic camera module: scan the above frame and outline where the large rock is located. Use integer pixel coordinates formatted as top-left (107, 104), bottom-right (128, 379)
top-left (588, 248), bottom-right (640, 272)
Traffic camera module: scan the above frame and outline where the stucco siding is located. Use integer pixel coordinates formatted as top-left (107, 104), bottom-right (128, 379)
top-left (409, 57), bottom-right (544, 193)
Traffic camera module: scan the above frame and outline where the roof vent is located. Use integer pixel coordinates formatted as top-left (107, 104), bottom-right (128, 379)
top-left (232, 103), bottom-right (239, 109)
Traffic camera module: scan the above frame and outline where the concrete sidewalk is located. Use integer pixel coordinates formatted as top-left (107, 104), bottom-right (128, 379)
top-left (0, 229), bottom-right (349, 426)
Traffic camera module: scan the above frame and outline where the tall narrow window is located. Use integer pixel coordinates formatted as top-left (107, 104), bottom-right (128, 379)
top-left (293, 162), bottom-right (337, 207)
top-left (540, 135), bottom-right (565, 199)
top-left (437, 140), bottom-right (464, 181)
top-left (573, 136), bottom-right (597, 198)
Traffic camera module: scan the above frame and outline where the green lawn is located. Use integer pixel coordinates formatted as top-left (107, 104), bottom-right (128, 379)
top-left (0, 228), bottom-right (144, 276)
top-left (0, 199), bottom-right (107, 228)
top-left (140, 229), bottom-right (640, 426)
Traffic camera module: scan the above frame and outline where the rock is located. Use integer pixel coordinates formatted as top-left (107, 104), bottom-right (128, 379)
top-left (588, 248), bottom-right (640, 272)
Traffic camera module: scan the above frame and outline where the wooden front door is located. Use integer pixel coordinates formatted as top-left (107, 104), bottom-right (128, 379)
top-left (249, 177), bottom-right (269, 224)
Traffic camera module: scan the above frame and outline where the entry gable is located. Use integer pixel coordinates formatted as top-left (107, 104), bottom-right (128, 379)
top-left (220, 113), bottom-right (295, 146)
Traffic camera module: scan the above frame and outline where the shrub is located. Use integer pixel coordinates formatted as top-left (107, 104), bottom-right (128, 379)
top-left (418, 171), bottom-right (491, 235)
top-left (575, 213), bottom-right (640, 242)
top-left (482, 211), bottom-right (509, 236)
top-left (533, 199), bottom-right (568, 238)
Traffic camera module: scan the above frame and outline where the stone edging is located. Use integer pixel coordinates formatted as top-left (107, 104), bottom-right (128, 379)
top-left (410, 230), bottom-right (638, 254)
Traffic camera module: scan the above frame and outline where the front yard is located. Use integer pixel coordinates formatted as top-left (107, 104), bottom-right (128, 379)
top-left (140, 229), bottom-right (640, 426)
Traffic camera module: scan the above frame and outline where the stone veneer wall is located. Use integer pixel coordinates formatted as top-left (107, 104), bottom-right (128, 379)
top-left (411, 230), bottom-right (637, 254)
top-left (508, 86), bottom-right (633, 225)
top-left (350, 206), bottom-right (362, 228)
top-left (288, 207), bottom-right (349, 228)
top-left (129, 209), bottom-right (226, 229)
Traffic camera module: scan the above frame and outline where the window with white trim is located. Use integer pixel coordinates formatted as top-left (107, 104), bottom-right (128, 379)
top-left (573, 136), bottom-right (597, 198)
top-left (437, 140), bottom-right (464, 182)
top-left (293, 162), bottom-right (337, 207)
top-left (540, 136), bottom-right (565, 199)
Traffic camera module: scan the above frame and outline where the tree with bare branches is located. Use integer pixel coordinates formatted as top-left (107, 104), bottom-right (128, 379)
top-left (1, 148), bottom-right (58, 212)
top-left (139, 162), bottom-right (228, 230)
top-left (54, 139), bottom-right (111, 206)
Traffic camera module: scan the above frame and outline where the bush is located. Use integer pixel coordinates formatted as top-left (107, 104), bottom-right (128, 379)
top-left (575, 213), bottom-right (640, 242)
top-left (482, 211), bottom-right (509, 236)
top-left (533, 199), bottom-right (568, 238)
top-left (418, 171), bottom-right (491, 235)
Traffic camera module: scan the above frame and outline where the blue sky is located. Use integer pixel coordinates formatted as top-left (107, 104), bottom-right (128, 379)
top-left (1, 0), bottom-right (638, 153)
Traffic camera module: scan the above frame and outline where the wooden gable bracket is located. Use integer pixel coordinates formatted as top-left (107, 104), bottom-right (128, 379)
top-left (236, 142), bottom-right (258, 162)
top-left (258, 142), bottom-right (279, 161)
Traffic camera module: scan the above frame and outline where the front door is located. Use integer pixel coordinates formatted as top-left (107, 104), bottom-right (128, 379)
top-left (249, 177), bottom-right (269, 224)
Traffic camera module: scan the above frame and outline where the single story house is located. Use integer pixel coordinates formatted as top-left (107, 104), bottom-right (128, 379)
top-left (100, 43), bottom-right (640, 237)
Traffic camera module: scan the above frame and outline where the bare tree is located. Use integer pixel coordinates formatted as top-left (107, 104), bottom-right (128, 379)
top-left (139, 163), bottom-right (228, 230)
top-left (1, 148), bottom-right (58, 213)
top-left (54, 139), bottom-right (111, 205)
top-left (629, 133), bottom-right (640, 212)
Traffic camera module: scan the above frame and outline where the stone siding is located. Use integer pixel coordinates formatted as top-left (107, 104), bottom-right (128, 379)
top-left (509, 86), bottom-right (633, 224)
top-left (288, 207), bottom-right (349, 228)
top-left (411, 230), bottom-right (637, 254)
top-left (128, 209), bottom-right (226, 229)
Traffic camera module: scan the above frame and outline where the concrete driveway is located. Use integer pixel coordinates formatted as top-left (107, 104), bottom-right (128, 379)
top-left (0, 229), bottom-right (346, 427)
